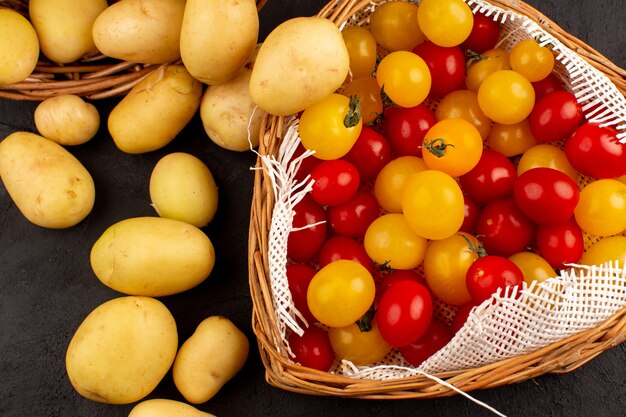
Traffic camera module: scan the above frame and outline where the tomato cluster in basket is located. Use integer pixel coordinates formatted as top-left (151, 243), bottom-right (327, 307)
top-left (285, 0), bottom-right (626, 372)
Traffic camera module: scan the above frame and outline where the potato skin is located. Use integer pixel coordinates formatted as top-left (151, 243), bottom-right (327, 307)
top-left (93, 0), bottom-right (186, 64)
top-left (65, 297), bottom-right (178, 404)
top-left (0, 9), bottom-right (39, 85)
top-left (249, 16), bottom-right (349, 116)
top-left (129, 399), bottom-right (216, 417)
top-left (173, 316), bottom-right (249, 404)
top-left (0, 132), bottom-right (95, 228)
top-left (180, 0), bottom-right (259, 85)
top-left (34, 95), bottom-right (100, 146)
top-left (90, 217), bottom-right (215, 296)
top-left (108, 65), bottom-right (202, 154)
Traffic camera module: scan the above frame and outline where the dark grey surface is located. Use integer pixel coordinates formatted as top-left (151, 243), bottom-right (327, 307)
top-left (1, 1), bottom-right (625, 417)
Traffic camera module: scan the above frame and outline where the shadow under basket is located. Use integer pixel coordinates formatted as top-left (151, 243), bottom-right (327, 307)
top-left (248, 0), bottom-right (626, 400)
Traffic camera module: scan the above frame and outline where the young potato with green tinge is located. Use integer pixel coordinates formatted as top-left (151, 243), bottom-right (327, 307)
top-left (34, 95), bottom-right (100, 146)
top-left (29, 0), bottom-right (107, 64)
top-left (249, 16), bottom-right (349, 116)
top-left (90, 217), bottom-right (215, 297)
top-left (0, 9), bottom-right (39, 85)
top-left (173, 316), bottom-right (249, 404)
top-left (150, 153), bottom-right (219, 227)
top-left (65, 296), bottom-right (178, 404)
top-left (180, 0), bottom-right (259, 85)
top-left (129, 399), bottom-right (216, 417)
top-left (92, 0), bottom-right (186, 64)
top-left (108, 65), bottom-right (202, 154)
top-left (0, 132), bottom-right (95, 229)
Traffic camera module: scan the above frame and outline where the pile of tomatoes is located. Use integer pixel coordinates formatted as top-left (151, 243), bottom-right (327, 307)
top-left (284, 0), bottom-right (626, 372)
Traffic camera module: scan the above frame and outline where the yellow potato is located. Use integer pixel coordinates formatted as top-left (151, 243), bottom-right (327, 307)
top-left (150, 152), bottom-right (219, 227)
top-left (180, 0), bottom-right (259, 85)
top-left (200, 66), bottom-right (266, 151)
top-left (29, 0), bottom-right (107, 64)
top-left (66, 296), bottom-right (178, 404)
top-left (129, 399), bottom-right (215, 417)
top-left (0, 132), bottom-right (95, 228)
top-left (0, 9), bottom-right (39, 85)
top-left (93, 0), bottom-right (186, 64)
top-left (90, 217), bottom-right (215, 296)
top-left (34, 95), bottom-right (100, 146)
top-left (173, 316), bottom-right (249, 404)
top-left (249, 17), bottom-right (349, 116)
top-left (108, 65), bottom-right (202, 154)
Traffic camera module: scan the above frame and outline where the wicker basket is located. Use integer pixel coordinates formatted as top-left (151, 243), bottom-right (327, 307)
top-left (0, 0), bottom-right (267, 100)
top-left (248, 0), bottom-right (626, 399)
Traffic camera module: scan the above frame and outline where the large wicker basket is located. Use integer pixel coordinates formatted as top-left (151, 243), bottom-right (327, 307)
top-left (248, 0), bottom-right (626, 399)
top-left (0, 0), bottom-right (268, 100)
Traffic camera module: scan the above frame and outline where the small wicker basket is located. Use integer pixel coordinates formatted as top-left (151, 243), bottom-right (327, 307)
top-left (248, 0), bottom-right (626, 399)
top-left (0, 0), bottom-right (268, 100)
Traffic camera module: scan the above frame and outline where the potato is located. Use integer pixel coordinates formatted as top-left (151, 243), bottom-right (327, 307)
top-left (173, 316), bottom-right (249, 404)
top-left (200, 66), bottom-right (266, 151)
top-left (66, 296), bottom-right (178, 404)
top-left (93, 0), bottom-right (186, 64)
top-left (0, 9), bottom-right (39, 85)
top-left (180, 0), bottom-right (259, 85)
top-left (90, 217), bottom-right (215, 296)
top-left (249, 17), bottom-right (349, 116)
top-left (108, 65), bottom-right (202, 154)
top-left (34, 95), bottom-right (100, 146)
top-left (0, 132), bottom-right (95, 228)
top-left (129, 399), bottom-right (215, 417)
top-left (150, 153), bottom-right (218, 227)
top-left (29, 0), bottom-right (107, 64)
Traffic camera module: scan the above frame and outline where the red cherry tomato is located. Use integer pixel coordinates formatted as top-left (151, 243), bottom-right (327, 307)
top-left (565, 123), bottom-right (626, 179)
top-left (450, 303), bottom-right (478, 333)
top-left (286, 264), bottom-right (317, 324)
top-left (383, 104), bottom-right (437, 157)
top-left (290, 143), bottom-right (322, 182)
top-left (288, 326), bottom-right (335, 371)
top-left (327, 191), bottom-right (380, 239)
top-left (375, 280), bottom-right (433, 348)
top-left (461, 11), bottom-right (501, 54)
top-left (475, 198), bottom-right (536, 257)
top-left (531, 72), bottom-right (563, 101)
top-left (536, 219), bottom-right (584, 269)
top-left (343, 126), bottom-right (393, 182)
top-left (287, 195), bottom-right (327, 262)
top-left (412, 41), bottom-right (466, 97)
top-left (397, 320), bottom-right (453, 366)
top-left (513, 167), bottom-right (580, 225)
top-left (319, 235), bottom-right (375, 273)
top-left (459, 149), bottom-right (517, 205)
top-left (378, 269), bottom-right (428, 295)
top-left (466, 255), bottom-right (525, 303)
top-left (459, 194), bottom-right (480, 234)
top-left (309, 160), bottom-right (360, 206)
top-left (529, 91), bottom-right (583, 142)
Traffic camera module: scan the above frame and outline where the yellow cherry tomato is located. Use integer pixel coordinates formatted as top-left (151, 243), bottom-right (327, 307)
top-left (417, 0), bottom-right (474, 47)
top-left (421, 118), bottom-right (483, 177)
top-left (487, 119), bottom-right (538, 157)
top-left (466, 48), bottom-right (510, 93)
top-left (402, 170), bottom-right (465, 240)
top-left (579, 236), bottom-right (626, 267)
top-left (307, 260), bottom-right (375, 328)
top-left (328, 318), bottom-right (392, 365)
top-left (477, 70), bottom-right (535, 125)
top-left (509, 252), bottom-right (557, 285)
top-left (299, 94), bottom-right (362, 160)
top-left (364, 213), bottom-right (428, 270)
top-left (574, 179), bottom-right (626, 237)
top-left (374, 156), bottom-right (428, 213)
top-left (510, 39), bottom-right (555, 82)
top-left (436, 89), bottom-right (492, 140)
top-left (341, 76), bottom-right (383, 125)
top-left (517, 144), bottom-right (579, 182)
top-left (370, 1), bottom-right (425, 52)
top-left (376, 51), bottom-right (431, 108)
top-left (342, 26), bottom-right (377, 79)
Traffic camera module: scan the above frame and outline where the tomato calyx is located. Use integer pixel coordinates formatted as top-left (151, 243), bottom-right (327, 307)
top-left (355, 307), bottom-right (375, 332)
top-left (344, 95), bottom-right (362, 128)
top-left (459, 234), bottom-right (488, 258)
top-left (465, 49), bottom-right (489, 71)
top-left (375, 260), bottom-right (393, 273)
top-left (379, 85), bottom-right (396, 108)
top-left (422, 138), bottom-right (455, 158)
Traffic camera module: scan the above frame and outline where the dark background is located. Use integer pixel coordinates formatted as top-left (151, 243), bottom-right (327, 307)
top-left (1, 1), bottom-right (624, 416)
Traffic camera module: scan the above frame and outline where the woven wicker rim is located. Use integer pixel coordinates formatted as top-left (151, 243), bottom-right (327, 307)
top-left (0, 0), bottom-right (267, 101)
top-left (248, 0), bottom-right (626, 399)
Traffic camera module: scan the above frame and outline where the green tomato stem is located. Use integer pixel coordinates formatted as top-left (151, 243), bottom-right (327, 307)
top-left (344, 95), bottom-right (362, 128)
top-left (423, 138), bottom-right (455, 158)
